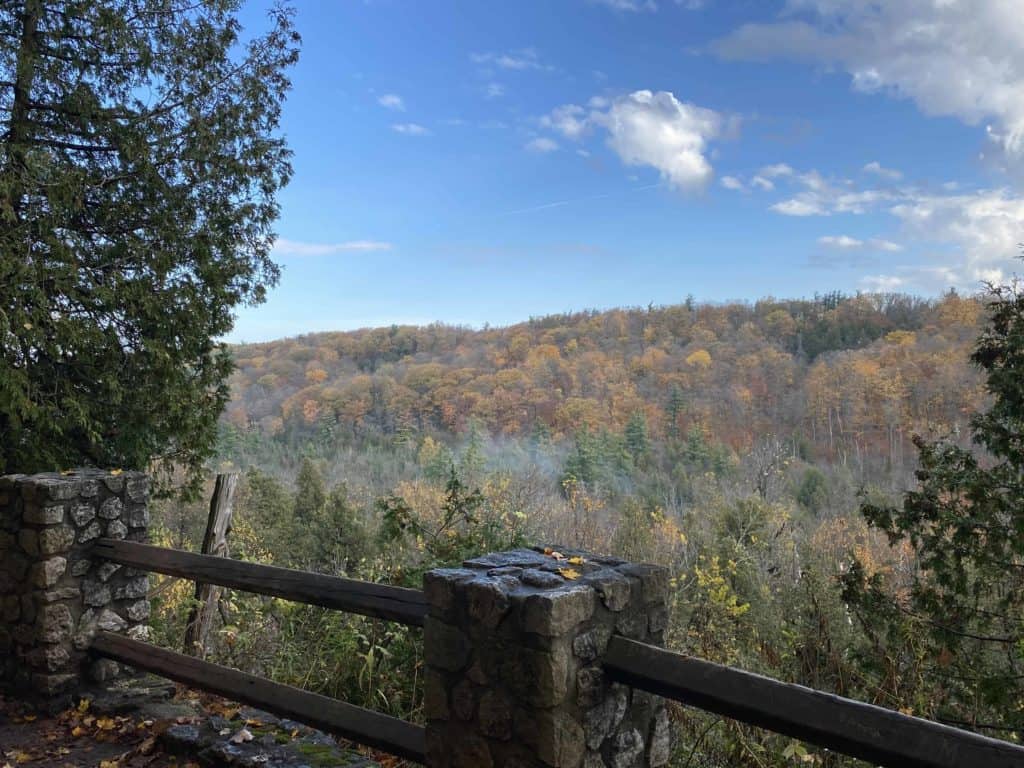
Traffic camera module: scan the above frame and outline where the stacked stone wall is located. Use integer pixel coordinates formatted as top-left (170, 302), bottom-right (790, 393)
top-left (0, 470), bottom-right (151, 710)
top-left (423, 547), bottom-right (672, 768)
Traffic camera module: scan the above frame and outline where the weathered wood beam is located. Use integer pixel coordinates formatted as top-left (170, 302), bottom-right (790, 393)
top-left (92, 538), bottom-right (427, 627)
top-left (91, 632), bottom-right (425, 763)
top-left (605, 636), bottom-right (1024, 768)
top-left (184, 472), bottom-right (238, 658)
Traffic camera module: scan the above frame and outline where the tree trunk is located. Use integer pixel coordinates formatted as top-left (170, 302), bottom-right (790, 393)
top-left (184, 473), bottom-right (239, 658)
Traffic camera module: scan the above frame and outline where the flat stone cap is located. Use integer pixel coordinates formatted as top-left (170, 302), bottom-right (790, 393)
top-left (0, 469), bottom-right (148, 501)
top-left (424, 546), bottom-right (669, 633)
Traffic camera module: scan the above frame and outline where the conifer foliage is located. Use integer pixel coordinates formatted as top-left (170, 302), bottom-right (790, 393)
top-left (0, 1), bottom-right (299, 493)
top-left (845, 268), bottom-right (1024, 730)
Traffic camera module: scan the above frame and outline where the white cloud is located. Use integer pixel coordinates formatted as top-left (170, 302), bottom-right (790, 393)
top-left (751, 175), bottom-right (774, 191)
top-left (537, 90), bottom-right (724, 191)
top-left (863, 160), bottom-right (902, 180)
top-left (890, 189), bottom-right (1024, 284)
top-left (759, 163), bottom-right (794, 178)
top-left (817, 235), bottom-right (903, 253)
top-left (272, 239), bottom-right (392, 256)
top-left (713, 1), bottom-right (1024, 157)
top-left (589, 0), bottom-right (657, 11)
top-left (485, 82), bottom-right (505, 99)
top-left (541, 104), bottom-right (589, 140)
top-left (392, 123), bottom-right (430, 136)
top-left (870, 239), bottom-right (903, 253)
top-left (720, 175), bottom-right (744, 191)
top-left (860, 274), bottom-right (906, 291)
top-left (818, 235), bottom-right (863, 249)
top-left (377, 94), bottom-right (404, 111)
top-left (577, 149), bottom-right (592, 158)
top-left (767, 168), bottom-right (897, 216)
top-left (772, 198), bottom-right (824, 216)
top-left (525, 137), bottom-right (559, 153)
top-left (471, 49), bottom-right (550, 71)
top-left (592, 90), bottom-right (724, 191)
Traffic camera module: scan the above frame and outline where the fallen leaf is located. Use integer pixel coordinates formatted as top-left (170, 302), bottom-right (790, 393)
top-left (109, 469), bottom-right (123, 476)
top-left (558, 568), bottom-right (581, 580)
top-left (96, 717), bottom-right (117, 731)
top-left (567, 556), bottom-right (586, 565)
top-left (137, 736), bottom-right (157, 756)
top-left (70, 726), bottom-right (86, 738)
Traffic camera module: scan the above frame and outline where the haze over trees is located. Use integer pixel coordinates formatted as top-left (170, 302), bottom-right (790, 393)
top-left (0, 0), bottom-right (299, 494)
top-left (222, 290), bottom-right (985, 479)
top-left (137, 282), bottom-right (1024, 764)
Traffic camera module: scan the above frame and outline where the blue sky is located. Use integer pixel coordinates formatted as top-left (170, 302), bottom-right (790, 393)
top-left (229, 0), bottom-right (1024, 343)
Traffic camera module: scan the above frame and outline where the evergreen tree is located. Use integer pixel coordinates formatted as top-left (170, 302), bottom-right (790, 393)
top-left (0, 1), bottom-right (299, 494)
top-left (665, 384), bottom-right (686, 440)
top-left (293, 457), bottom-right (326, 522)
top-left (624, 410), bottom-right (651, 465)
top-left (843, 271), bottom-right (1024, 732)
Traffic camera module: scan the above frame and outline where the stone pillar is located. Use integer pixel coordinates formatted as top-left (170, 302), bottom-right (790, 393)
top-left (0, 470), bottom-right (151, 710)
top-left (423, 547), bottom-right (672, 768)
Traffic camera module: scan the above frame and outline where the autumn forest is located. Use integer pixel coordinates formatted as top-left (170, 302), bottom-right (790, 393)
top-left (144, 288), bottom-right (1014, 767)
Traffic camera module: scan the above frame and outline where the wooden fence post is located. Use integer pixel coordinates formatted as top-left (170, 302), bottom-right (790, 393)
top-left (184, 473), bottom-right (238, 658)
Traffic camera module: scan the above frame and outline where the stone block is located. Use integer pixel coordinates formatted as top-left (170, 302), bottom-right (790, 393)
top-left (36, 603), bottom-right (74, 643)
top-left (96, 562), bottom-right (121, 582)
top-left (536, 711), bottom-right (585, 767)
top-left (40, 587), bottom-right (81, 603)
top-left (27, 645), bottom-right (70, 672)
top-left (521, 585), bottom-right (595, 636)
top-left (70, 503), bottom-right (96, 527)
top-left (99, 497), bottom-right (123, 519)
top-left (593, 571), bottom-right (633, 612)
top-left (507, 643), bottom-right (570, 708)
top-left (114, 576), bottom-right (148, 600)
top-left (423, 669), bottom-right (450, 721)
top-left (425, 618), bottom-right (471, 672)
top-left (96, 608), bottom-right (127, 632)
top-left (126, 599), bottom-right (150, 622)
top-left (125, 476), bottom-right (149, 502)
top-left (479, 690), bottom-right (513, 741)
top-left (24, 504), bottom-right (66, 525)
top-left (128, 505), bottom-right (150, 528)
top-left (17, 528), bottom-right (39, 556)
top-left (38, 525), bottom-right (75, 555)
top-left (77, 521), bottom-right (102, 543)
top-left (2, 595), bottom-right (20, 622)
top-left (465, 576), bottom-right (512, 629)
top-left (647, 708), bottom-right (671, 767)
top-left (30, 557), bottom-right (67, 589)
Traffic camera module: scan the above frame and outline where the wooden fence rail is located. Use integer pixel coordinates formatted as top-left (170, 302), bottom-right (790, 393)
top-left (89, 538), bottom-right (1024, 768)
top-left (605, 636), bottom-right (1024, 768)
top-left (92, 538), bottom-right (427, 626)
top-left (92, 632), bottom-right (426, 763)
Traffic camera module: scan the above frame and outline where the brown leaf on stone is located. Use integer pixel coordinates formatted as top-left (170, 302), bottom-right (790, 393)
top-left (558, 568), bottom-right (581, 580)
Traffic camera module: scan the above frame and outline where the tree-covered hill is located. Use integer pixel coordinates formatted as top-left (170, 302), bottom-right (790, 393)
top-left (224, 290), bottom-right (985, 471)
